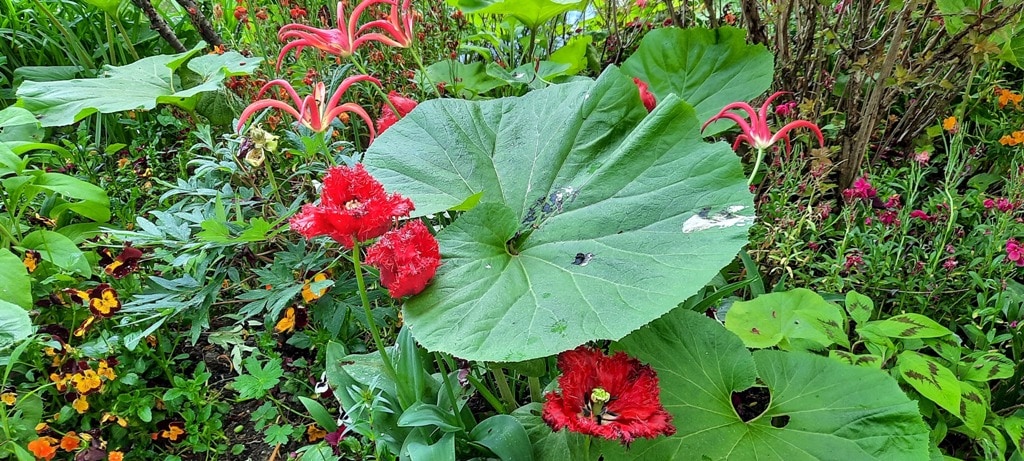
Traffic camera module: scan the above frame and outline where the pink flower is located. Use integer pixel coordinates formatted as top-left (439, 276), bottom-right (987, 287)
top-left (1007, 239), bottom-right (1024, 267)
top-left (774, 101), bottom-right (797, 117)
top-left (703, 91), bottom-right (825, 152)
top-left (633, 78), bottom-right (656, 112)
top-left (842, 175), bottom-right (877, 202)
top-left (844, 253), bottom-right (864, 271)
top-left (997, 198), bottom-right (1015, 212)
top-left (878, 210), bottom-right (899, 226)
top-left (376, 91), bottom-right (418, 134)
top-left (636, 0), bottom-right (648, 7)
top-left (943, 258), bottom-right (958, 271)
top-left (883, 194), bottom-right (901, 209)
top-left (237, 77), bottom-right (379, 138)
top-left (984, 198), bottom-right (996, 209)
top-left (913, 151), bottom-right (930, 166)
top-left (909, 210), bottom-right (935, 223)
top-left (276, 0), bottom-right (414, 69)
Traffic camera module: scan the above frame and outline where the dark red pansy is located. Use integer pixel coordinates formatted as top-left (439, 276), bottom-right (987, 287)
top-left (365, 220), bottom-right (440, 298)
top-left (104, 243), bottom-right (143, 279)
top-left (289, 164), bottom-right (414, 249)
top-left (542, 346), bottom-right (675, 445)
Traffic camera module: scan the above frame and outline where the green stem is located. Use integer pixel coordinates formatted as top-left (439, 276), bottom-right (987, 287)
top-left (528, 376), bottom-right (542, 403)
top-left (352, 240), bottom-right (398, 381)
top-left (408, 47), bottom-right (442, 99)
top-left (434, 352), bottom-right (465, 430)
top-left (583, 434), bottom-right (592, 460)
top-left (261, 151), bottom-right (284, 204)
top-left (748, 147), bottom-right (765, 186)
top-left (489, 363), bottom-right (518, 411)
top-left (113, 15), bottom-right (140, 61)
top-left (465, 373), bottom-right (506, 414)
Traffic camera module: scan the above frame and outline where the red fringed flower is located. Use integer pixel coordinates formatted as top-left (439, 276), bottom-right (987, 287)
top-left (289, 164), bottom-right (414, 248)
top-left (633, 77), bottom-right (656, 112)
top-left (365, 220), bottom-right (440, 298)
top-left (542, 346), bottom-right (675, 445)
top-left (376, 91), bottom-right (419, 134)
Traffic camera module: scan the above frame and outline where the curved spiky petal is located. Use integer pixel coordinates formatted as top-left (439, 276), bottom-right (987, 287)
top-left (326, 75), bottom-right (381, 112)
top-left (237, 100), bottom-right (304, 132)
top-left (256, 79), bottom-right (304, 107)
top-left (770, 119), bottom-right (825, 148)
top-left (702, 111), bottom-right (756, 140)
top-left (759, 91), bottom-right (790, 134)
top-left (324, 103), bottom-right (378, 142)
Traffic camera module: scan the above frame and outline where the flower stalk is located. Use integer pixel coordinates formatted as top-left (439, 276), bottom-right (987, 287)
top-left (352, 240), bottom-right (398, 381)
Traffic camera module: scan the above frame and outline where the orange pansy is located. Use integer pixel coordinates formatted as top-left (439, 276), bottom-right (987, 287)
top-left (301, 273), bottom-right (330, 302)
top-left (27, 437), bottom-right (58, 460)
top-left (307, 424), bottom-right (327, 442)
top-left (109, 451), bottom-right (125, 461)
top-left (59, 432), bottom-right (80, 451)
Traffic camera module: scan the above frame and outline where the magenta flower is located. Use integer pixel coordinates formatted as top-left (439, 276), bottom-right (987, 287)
top-left (276, 0), bottom-right (414, 69)
top-left (237, 76), bottom-right (379, 137)
top-left (997, 198), bottom-right (1015, 212)
top-left (702, 91), bottom-right (825, 152)
top-left (984, 198), bottom-right (996, 209)
top-left (841, 175), bottom-right (877, 202)
top-left (1007, 239), bottom-right (1024, 267)
top-left (909, 210), bottom-right (935, 223)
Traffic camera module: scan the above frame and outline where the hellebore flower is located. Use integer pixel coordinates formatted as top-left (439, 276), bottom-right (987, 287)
top-left (703, 91), bottom-right (824, 184)
top-left (376, 91), bottom-right (418, 133)
top-left (633, 77), bottom-right (656, 112)
top-left (365, 220), bottom-right (440, 298)
top-left (703, 91), bottom-right (825, 152)
top-left (236, 76), bottom-right (379, 138)
top-left (289, 164), bottom-right (414, 248)
top-left (542, 346), bottom-right (675, 444)
top-left (277, 0), bottom-right (413, 69)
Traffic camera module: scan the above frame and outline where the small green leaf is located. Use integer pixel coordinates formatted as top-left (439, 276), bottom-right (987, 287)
top-left (397, 402), bottom-right (462, 432)
top-left (233, 357), bottom-right (283, 400)
top-left (866, 313), bottom-right (953, 339)
top-left (829, 350), bottom-right (882, 368)
top-left (0, 299), bottom-right (32, 349)
top-left (263, 424), bottom-right (294, 446)
top-left (469, 415), bottom-right (534, 461)
top-left (549, 36), bottom-right (592, 77)
top-left (844, 290), bottom-right (873, 325)
top-left (0, 248), bottom-right (32, 309)
top-left (725, 288), bottom-right (849, 351)
top-left (298, 397), bottom-right (338, 433)
top-left (406, 431), bottom-right (455, 461)
top-left (897, 351), bottom-right (961, 416)
top-left (961, 352), bottom-right (1015, 382)
top-left (32, 172), bottom-right (111, 222)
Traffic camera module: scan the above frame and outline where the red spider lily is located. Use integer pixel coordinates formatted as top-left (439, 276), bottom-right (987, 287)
top-left (365, 220), bottom-right (440, 298)
top-left (236, 76), bottom-right (379, 138)
top-left (376, 91), bottom-right (418, 133)
top-left (289, 164), bottom-right (414, 248)
top-left (702, 91), bottom-right (824, 152)
top-left (276, 0), bottom-right (413, 69)
top-left (542, 346), bottom-right (675, 444)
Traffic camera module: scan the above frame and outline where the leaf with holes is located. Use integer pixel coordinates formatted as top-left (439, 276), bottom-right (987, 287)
top-left (962, 352), bottom-right (1015, 382)
top-left (865, 313), bottom-right (953, 339)
top-left (580, 309), bottom-right (929, 460)
top-left (897, 351), bottom-right (961, 417)
top-left (364, 67), bottom-right (753, 362)
top-left (621, 27), bottom-right (774, 136)
top-left (725, 288), bottom-right (849, 351)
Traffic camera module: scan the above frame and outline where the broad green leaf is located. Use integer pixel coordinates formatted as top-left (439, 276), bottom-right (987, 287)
top-left (0, 106), bottom-right (38, 128)
top-left (845, 290), bottom-right (873, 325)
top-left (81, 0), bottom-right (120, 15)
top-left (1003, 416), bottom-right (1024, 456)
top-left (924, 335), bottom-right (963, 363)
top-left (422, 60), bottom-right (506, 98)
top-left (469, 414), bottom-right (534, 461)
top-left (398, 402), bottom-right (463, 432)
top-left (365, 67), bottom-right (752, 362)
top-left (32, 172), bottom-right (111, 222)
top-left (725, 288), bottom-right (849, 351)
top-left (405, 431), bottom-right (455, 461)
top-left (897, 351), bottom-right (961, 416)
top-left (1003, 33), bottom-right (1024, 70)
top-left (595, 309), bottom-right (929, 460)
top-left (511, 403), bottom-right (584, 460)
top-left (0, 299), bottom-right (32, 349)
top-left (0, 248), bottom-right (32, 309)
top-left (621, 27), bottom-right (774, 136)
top-left (16, 44), bottom-right (262, 127)
top-left (487, 61), bottom-right (573, 89)
top-left (961, 352), bottom-right (1015, 382)
top-left (549, 36), bottom-right (593, 77)
top-left (0, 143), bottom-right (27, 176)
top-left (450, 0), bottom-right (587, 29)
top-left (21, 229), bottom-right (91, 276)
top-left (866, 313), bottom-right (953, 339)
top-left (957, 381), bottom-right (987, 436)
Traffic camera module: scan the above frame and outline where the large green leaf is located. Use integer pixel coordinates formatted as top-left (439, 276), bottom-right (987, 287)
top-left (897, 351), bottom-right (961, 417)
top-left (0, 248), bottom-right (32, 309)
top-left (0, 299), bottom-right (32, 349)
top-left (450, 0), bottom-right (587, 28)
top-left (21, 229), bottom-right (91, 276)
top-left (364, 67), bottom-right (752, 362)
top-left (621, 27), bottom-right (774, 135)
top-left (596, 309), bottom-right (929, 460)
top-left (17, 44), bottom-right (261, 127)
top-left (725, 288), bottom-right (849, 351)
top-left (31, 172), bottom-right (111, 222)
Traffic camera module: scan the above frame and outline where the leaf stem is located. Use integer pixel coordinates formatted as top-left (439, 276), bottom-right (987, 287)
top-left (489, 363), bottom-right (518, 411)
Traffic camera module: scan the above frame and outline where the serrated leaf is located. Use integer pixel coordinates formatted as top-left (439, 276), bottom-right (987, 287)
top-left (897, 351), bottom-right (961, 416)
top-left (233, 357), bottom-right (283, 400)
top-left (867, 313), bottom-right (953, 339)
top-left (621, 27), bottom-right (774, 136)
top-left (589, 309), bottom-right (929, 459)
top-left (725, 288), bottom-right (849, 351)
top-left (365, 67), bottom-right (752, 362)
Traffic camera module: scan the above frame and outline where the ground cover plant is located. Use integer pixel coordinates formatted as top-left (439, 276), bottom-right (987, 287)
top-left (1, 0), bottom-right (1023, 460)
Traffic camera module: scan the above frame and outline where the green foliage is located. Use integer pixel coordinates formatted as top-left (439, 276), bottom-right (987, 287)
top-left (233, 357), bottom-right (284, 400)
top-left (725, 288), bottom-right (849, 351)
top-left (449, 0), bottom-right (586, 29)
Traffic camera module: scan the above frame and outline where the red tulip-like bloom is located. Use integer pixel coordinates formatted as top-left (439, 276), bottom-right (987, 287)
top-left (376, 91), bottom-right (418, 133)
top-left (633, 77), bottom-right (656, 112)
top-left (236, 77), bottom-right (380, 137)
top-left (702, 91), bottom-right (824, 152)
top-left (276, 0), bottom-right (414, 69)
top-left (542, 346), bottom-right (675, 445)
top-left (290, 164), bottom-right (414, 248)
top-left (365, 220), bottom-right (440, 298)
